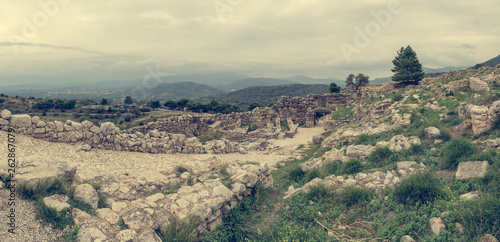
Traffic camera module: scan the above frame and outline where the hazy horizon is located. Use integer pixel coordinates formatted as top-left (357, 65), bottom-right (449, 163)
top-left (1, 0), bottom-right (499, 84)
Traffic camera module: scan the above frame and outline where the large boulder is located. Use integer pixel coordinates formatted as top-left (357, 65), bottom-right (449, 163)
top-left (74, 184), bottom-right (99, 210)
top-left (0, 109), bottom-right (11, 119)
top-left (10, 114), bottom-right (32, 128)
top-left (456, 161), bottom-right (489, 180)
top-left (4, 156), bottom-right (76, 182)
top-left (469, 77), bottom-right (490, 92)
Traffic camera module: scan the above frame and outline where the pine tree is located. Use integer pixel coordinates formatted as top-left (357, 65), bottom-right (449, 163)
top-left (391, 46), bottom-right (425, 84)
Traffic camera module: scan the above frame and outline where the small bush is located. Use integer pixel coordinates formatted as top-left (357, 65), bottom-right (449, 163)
top-left (199, 130), bottom-right (224, 144)
top-left (394, 172), bottom-right (445, 205)
top-left (355, 133), bottom-right (372, 145)
top-left (441, 138), bottom-right (477, 169)
top-left (367, 146), bottom-right (393, 165)
top-left (322, 160), bottom-right (342, 176)
top-left (17, 178), bottom-right (67, 201)
top-left (342, 159), bottom-right (363, 174)
top-left (306, 183), bottom-right (329, 201)
top-left (335, 186), bottom-right (374, 206)
top-left (176, 166), bottom-right (188, 174)
top-left (289, 166), bottom-right (305, 182)
top-left (453, 195), bottom-right (500, 240)
top-left (36, 202), bottom-right (74, 230)
top-left (392, 93), bottom-right (404, 102)
top-left (305, 169), bottom-right (321, 182)
top-left (156, 216), bottom-right (200, 242)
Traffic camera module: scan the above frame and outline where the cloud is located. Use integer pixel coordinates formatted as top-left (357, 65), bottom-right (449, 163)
top-left (0, 0), bottom-right (498, 82)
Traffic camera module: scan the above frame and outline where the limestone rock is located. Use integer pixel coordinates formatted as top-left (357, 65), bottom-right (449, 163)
top-left (77, 226), bottom-right (107, 242)
top-left (469, 77), bottom-right (490, 92)
top-left (116, 229), bottom-right (137, 242)
top-left (429, 217), bottom-right (446, 235)
top-left (312, 135), bottom-right (324, 145)
top-left (43, 194), bottom-right (70, 212)
top-left (1, 109), bottom-right (12, 119)
top-left (400, 235), bottom-right (416, 242)
top-left (346, 145), bottom-right (375, 159)
top-left (74, 184), bottom-right (99, 210)
top-left (456, 161), bottom-right (489, 180)
top-left (122, 207), bottom-right (158, 230)
top-left (136, 228), bottom-right (162, 242)
top-left (424, 126), bottom-right (441, 138)
top-left (459, 190), bottom-right (481, 200)
top-left (10, 114), bottom-right (32, 128)
top-left (481, 234), bottom-right (498, 242)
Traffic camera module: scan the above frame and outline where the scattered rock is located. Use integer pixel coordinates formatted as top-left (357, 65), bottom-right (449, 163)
top-left (1, 109), bottom-right (12, 119)
top-left (424, 126), bottom-right (441, 138)
top-left (43, 194), bottom-right (70, 212)
top-left (481, 234), bottom-right (498, 242)
top-left (77, 226), bottom-right (107, 242)
top-left (459, 190), bottom-right (481, 200)
top-left (74, 184), bottom-right (99, 210)
top-left (429, 217), bottom-right (446, 235)
top-left (400, 235), bottom-right (416, 242)
top-left (456, 161), bottom-right (490, 180)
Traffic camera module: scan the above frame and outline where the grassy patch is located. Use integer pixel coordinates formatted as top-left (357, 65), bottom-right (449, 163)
top-left (156, 216), bottom-right (200, 242)
top-left (441, 138), bottom-right (477, 169)
top-left (306, 183), bottom-right (329, 201)
top-left (335, 186), bottom-right (374, 207)
top-left (394, 172), bottom-right (445, 206)
top-left (451, 195), bottom-right (500, 240)
top-left (199, 129), bottom-right (224, 144)
top-left (342, 158), bottom-right (363, 175)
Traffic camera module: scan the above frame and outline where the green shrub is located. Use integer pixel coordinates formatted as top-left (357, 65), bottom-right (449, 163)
top-left (392, 93), bottom-right (404, 102)
top-left (394, 172), bottom-right (445, 205)
top-left (342, 159), bottom-right (363, 174)
top-left (17, 178), bottom-right (68, 201)
top-left (176, 166), bottom-right (188, 174)
top-left (36, 201), bottom-right (74, 230)
top-left (439, 128), bottom-right (452, 141)
top-left (367, 146), bottom-right (393, 165)
top-left (306, 183), bottom-right (329, 201)
top-left (305, 169), bottom-right (321, 182)
top-left (401, 143), bottom-right (425, 157)
top-left (441, 138), bottom-right (477, 169)
top-left (335, 186), bottom-right (374, 206)
top-left (322, 160), bottom-right (342, 176)
top-left (453, 195), bottom-right (500, 240)
top-left (156, 216), bottom-right (200, 242)
top-left (482, 161), bottom-right (500, 197)
top-left (355, 133), bottom-right (372, 145)
top-left (199, 130), bottom-right (224, 144)
top-left (289, 166), bottom-right (305, 182)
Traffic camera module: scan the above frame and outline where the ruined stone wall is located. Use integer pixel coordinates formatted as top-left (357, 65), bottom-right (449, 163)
top-left (274, 93), bottom-right (354, 124)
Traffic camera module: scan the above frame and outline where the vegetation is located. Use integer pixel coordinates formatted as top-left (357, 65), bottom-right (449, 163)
top-left (394, 172), bottom-right (445, 206)
top-left (164, 99), bottom-right (241, 114)
top-left (329, 82), bottom-right (341, 93)
top-left (391, 45), bottom-right (425, 84)
top-left (198, 129), bottom-right (224, 144)
top-left (441, 138), bottom-right (477, 169)
top-left (345, 73), bottom-right (369, 91)
top-left (156, 216), bottom-right (200, 242)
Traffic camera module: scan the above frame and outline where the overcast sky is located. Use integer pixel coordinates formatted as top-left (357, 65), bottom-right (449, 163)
top-left (1, 0), bottom-right (499, 83)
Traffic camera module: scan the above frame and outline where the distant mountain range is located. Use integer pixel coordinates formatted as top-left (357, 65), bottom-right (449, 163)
top-left (197, 84), bottom-right (330, 109)
top-left (479, 54), bottom-right (500, 67)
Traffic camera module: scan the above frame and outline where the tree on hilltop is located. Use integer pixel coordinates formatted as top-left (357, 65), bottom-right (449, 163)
top-left (391, 45), bottom-right (425, 84)
top-left (329, 82), bottom-right (341, 93)
top-left (345, 73), bottom-right (369, 91)
top-left (124, 96), bottom-right (133, 105)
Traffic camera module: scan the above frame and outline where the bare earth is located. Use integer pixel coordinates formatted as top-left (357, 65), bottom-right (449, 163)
top-left (0, 123), bottom-right (325, 241)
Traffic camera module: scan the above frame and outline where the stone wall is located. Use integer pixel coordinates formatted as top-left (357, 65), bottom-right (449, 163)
top-left (274, 93), bottom-right (355, 124)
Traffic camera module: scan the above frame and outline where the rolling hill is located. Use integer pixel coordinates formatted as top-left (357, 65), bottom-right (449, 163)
top-left (197, 83), bottom-right (329, 109)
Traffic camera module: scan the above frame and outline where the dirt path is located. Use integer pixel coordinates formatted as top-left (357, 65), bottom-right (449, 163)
top-left (272, 121), bottom-right (325, 149)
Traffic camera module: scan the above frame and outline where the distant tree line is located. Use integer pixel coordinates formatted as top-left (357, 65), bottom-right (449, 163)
top-left (163, 99), bottom-right (241, 114)
top-left (34, 99), bottom-right (76, 110)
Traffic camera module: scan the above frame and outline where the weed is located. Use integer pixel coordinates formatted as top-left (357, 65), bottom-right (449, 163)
top-left (176, 166), bottom-right (188, 174)
top-left (394, 172), bottom-right (445, 206)
top-left (335, 186), bottom-right (374, 207)
top-left (119, 216), bottom-right (128, 229)
top-left (35, 201), bottom-right (74, 230)
top-left (452, 195), bottom-right (500, 240)
top-left (17, 178), bottom-right (67, 201)
top-left (342, 158), bottom-right (363, 174)
top-left (441, 138), bottom-right (477, 169)
top-left (392, 93), bottom-right (403, 102)
top-left (367, 146), bottom-right (393, 165)
top-left (305, 169), bottom-right (321, 182)
top-left (321, 160), bottom-right (342, 176)
top-left (199, 130), bottom-right (224, 144)
top-left (289, 166), bottom-right (305, 182)
top-left (306, 183), bottom-right (329, 201)
top-left (156, 216), bottom-right (200, 242)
